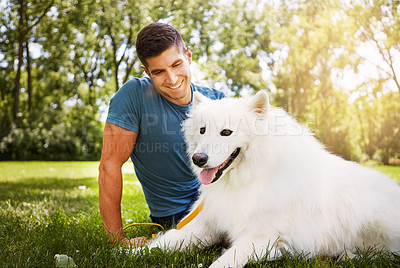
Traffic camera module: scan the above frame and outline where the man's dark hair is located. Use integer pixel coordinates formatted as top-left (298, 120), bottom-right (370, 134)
top-left (136, 22), bottom-right (186, 68)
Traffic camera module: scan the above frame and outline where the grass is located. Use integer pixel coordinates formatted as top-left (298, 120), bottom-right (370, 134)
top-left (1, 161), bottom-right (400, 267)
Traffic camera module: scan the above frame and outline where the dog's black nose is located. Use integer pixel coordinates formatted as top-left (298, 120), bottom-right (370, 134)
top-left (192, 153), bottom-right (208, 167)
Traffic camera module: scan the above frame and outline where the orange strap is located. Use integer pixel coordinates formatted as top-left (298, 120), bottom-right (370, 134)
top-left (122, 222), bottom-right (165, 238)
top-left (176, 200), bottom-right (204, 230)
top-left (123, 222), bottom-right (165, 233)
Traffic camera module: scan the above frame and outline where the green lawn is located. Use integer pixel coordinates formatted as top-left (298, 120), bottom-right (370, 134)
top-left (1, 161), bottom-right (400, 267)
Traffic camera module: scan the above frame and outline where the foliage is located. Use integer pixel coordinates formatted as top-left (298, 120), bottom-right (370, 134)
top-left (0, 104), bottom-right (103, 161)
top-left (0, 0), bottom-right (399, 162)
top-left (309, 89), bottom-right (363, 161)
top-left (267, 0), bottom-right (399, 162)
top-left (1, 161), bottom-right (400, 267)
top-left (346, 0), bottom-right (400, 94)
top-left (199, 0), bottom-right (271, 95)
top-left (355, 91), bottom-right (400, 163)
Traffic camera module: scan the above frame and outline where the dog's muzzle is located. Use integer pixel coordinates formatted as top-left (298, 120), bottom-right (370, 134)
top-left (194, 148), bottom-right (241, 185)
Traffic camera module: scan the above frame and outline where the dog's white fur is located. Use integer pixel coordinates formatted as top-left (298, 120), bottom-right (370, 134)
top-left (143, 91), bottom-right (400, 268)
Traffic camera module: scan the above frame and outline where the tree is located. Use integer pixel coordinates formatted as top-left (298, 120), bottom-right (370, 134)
top-left (355, 89), bottom-right (400, 164)
top-left (1, 0), bottom-right (398, 162)
top-left (0, 3), bottom-right (16, 135)
top-left (347, 0), bottom-right (400, 94)
top-left (0, 0), bottom-right (224, 160)
top-left (199, 0), bottom-right (271, 95)
top-left (95, 0), bottom-right (146, 92)
top-left (12, 0), bottom-right (54, 127)
top-left (345, 0), bottom-right (400, 162)
top-left (270, 1), bottom-right (358, 118)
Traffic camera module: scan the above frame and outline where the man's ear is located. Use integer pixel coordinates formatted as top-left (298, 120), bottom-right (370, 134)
top-left (141, 65), bottom-right (150, 77)
top-left (192, 91), bottom-right (209, 106)
top-left (249, 90), bottom-right (270, 115)
top-left (186, 46), bottom-right (192, 64)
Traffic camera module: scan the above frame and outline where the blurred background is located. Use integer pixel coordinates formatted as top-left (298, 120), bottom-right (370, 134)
top-left (0, 0), bottom-right (399, 163)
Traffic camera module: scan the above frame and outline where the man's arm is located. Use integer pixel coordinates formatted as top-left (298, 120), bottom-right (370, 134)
top-left (98, 122), bottom-right (138, 243)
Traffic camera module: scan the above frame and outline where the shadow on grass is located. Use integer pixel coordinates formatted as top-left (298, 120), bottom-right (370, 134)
top-left (0, 177), bottom-right (99, 216)
top-left (0, 176), bottom-right (96, 195)
top-left (1, 175), bottom-right (96, 191)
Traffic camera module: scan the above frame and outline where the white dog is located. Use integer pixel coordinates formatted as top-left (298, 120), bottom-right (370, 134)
top-left (140, 91), bottom-right (400, 268)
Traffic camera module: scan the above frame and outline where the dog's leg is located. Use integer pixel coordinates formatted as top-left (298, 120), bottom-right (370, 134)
top-left (209, 237), bottom-right (288, 268)
top-left (208, 239), bottom-right (262, 268)
top-left (144, 211), bottom-right (219, 252)
top-left (146, 228), bottom-right (196, 251)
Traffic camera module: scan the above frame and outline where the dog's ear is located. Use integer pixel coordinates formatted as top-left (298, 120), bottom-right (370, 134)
top-left (192, 91), bottom-right (209, 106)
top-left (249, 90), bottom-right (270, 115)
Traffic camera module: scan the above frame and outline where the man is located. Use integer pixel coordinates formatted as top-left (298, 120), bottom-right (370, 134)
top-left (98, 22), bottom-right (225, 247)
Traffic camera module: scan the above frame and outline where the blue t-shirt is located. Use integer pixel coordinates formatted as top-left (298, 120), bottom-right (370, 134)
top-left (106, 77), bottom-right (225, 217)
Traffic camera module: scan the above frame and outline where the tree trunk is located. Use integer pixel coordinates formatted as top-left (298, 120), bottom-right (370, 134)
top-left (14, 0), bottom-right (25, 127)
top-left (25, 39), bottom-right (33, 122)
top-left (114, 62), bottom-right (119, 92)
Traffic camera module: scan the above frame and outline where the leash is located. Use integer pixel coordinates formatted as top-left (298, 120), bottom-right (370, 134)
top-left (123, 222), bottom-right (165, 238)
top-left (123, 200), bottom-right (204, 237)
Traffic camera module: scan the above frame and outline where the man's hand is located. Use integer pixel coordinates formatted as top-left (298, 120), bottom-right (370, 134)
top-left (121, 237), bottom-right (148, 248)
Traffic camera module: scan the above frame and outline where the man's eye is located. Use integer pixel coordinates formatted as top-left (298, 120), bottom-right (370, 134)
top-left (220, 129), bottom-right (233, 136)
top-left (151, 70), bottom-right (163, 75)
top-left (200, 127), bottom-right (206, 134)
top-left (173, 63), bottom-right (181, 67)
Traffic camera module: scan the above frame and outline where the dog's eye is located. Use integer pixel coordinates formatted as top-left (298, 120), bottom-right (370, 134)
top-left (220, 129), bottom-right (233, 136)
top-left (200, 127), bottom-right (206, 134)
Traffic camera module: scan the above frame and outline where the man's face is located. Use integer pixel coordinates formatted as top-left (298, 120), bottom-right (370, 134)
top-left (144, 45), bottom-right (192, 106)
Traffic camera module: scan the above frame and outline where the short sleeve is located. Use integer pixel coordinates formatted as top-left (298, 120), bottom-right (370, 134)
top-left (106, 79), bottom-right (142, 133)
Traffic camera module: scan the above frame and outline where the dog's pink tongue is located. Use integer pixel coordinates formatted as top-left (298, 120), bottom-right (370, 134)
top-left (199, 167), bottom-right (219, 185)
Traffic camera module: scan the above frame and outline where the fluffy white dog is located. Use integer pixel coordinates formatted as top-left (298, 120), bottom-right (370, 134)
top-left (141, 91), bottom-right (400, 268)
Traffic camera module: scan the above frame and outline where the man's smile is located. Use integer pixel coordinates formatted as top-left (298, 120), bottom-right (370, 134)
top-left (167, 80), bottom-right (183, 89)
